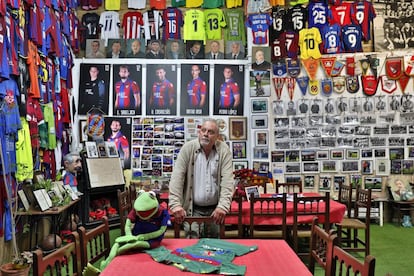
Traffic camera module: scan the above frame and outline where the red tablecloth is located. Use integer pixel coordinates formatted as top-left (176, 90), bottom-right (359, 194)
top-left (100, 239), bottom-right (311, 276)
top-left (225, 193), bottom-right (346, 225)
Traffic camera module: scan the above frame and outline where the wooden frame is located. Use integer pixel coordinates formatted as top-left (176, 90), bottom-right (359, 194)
top-left (229, 117), bottom-right (247, 140)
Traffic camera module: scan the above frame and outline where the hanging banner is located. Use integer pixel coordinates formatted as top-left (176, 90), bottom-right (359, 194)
top-left (285, 77), bottom-right (296, 100)
top-left (398, 73), bottom-right (410, 94)
top-left (346, 57), bottom-right (355, 76)
top-left (321, 78), bottom-right (333, 97)
top-left (287, 58), bottom-right (301, 78)
top-left (405, 55), bottom-right (414, 76)
top-left (331, 60), bottom-right (345, 77)
top-left (332, 76), bottom-right (346, 94)
top-left (272, 77), bottom-right (285, 100)
top-left (385, 56), bottom-right (404, 80)
top-left (309, 79), bottom-right (320, 95)
top-left (346, 76), bottom-right (360, 94)
top-left (361, 75), bottom-right (378, 96)
top-left (380, 75), bottom-right (397, 94)
top-left (272, 60), bottom-right (287, 76)
top-left (320, 57), bottom-right (337, 77)
top-left (302, 58), bottom-right (319, 80)
top-left (296, 76), bottom-right (309, 96)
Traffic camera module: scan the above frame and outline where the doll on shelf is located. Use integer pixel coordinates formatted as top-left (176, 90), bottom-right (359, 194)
top-left (62, 152), bottom-right (83, 196)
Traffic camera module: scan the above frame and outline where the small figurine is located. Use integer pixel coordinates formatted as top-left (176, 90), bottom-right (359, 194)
top-left (62, 153), bottom-right (82, 195)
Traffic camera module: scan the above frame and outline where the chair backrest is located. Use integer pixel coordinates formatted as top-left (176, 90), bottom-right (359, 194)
top-left (275, 180), bottom-right (303, 193)
top-left (249, 193), bottom-right (287, 239)
top-left (332, 245), bottom-right (376, 276)
top-left (33, 232), bottom-right (82, 276)
top-left (225, 196), bottom-right (244, 238)
top-left (117, 188), bottom-right (131, 236)
top-left (353, 186), bottom-right (372, 221)
top-left (309, 217), bottom-right (338, 276)
top-left (77, 216), bottom-right (110, 269)
top-left (129, 184), bottom-right (137, 203)
top-left (174, 216), bottom-right (225, 239)
top-left (338, 182), bottom-right (353, 217)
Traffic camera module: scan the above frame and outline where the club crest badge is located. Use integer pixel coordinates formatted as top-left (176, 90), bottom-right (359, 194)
top-left (332, 76), bottom-right (346, 94)
top-left (321, 78), bottom-right (333, 97)
top-left (346, 76), bottom-right (360, 94)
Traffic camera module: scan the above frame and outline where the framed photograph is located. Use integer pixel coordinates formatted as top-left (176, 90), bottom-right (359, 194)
top-left (85, 142), bottom-right (99, 158)
top-left (229, 117), bottom-right (247, 140)
top-left (180, 64), bottom-right (210, 116)
top-left (301, 150), bottom-right (316, 162)
top-left (285, 150), bottom-right (300, 162)
top-left (374, 148), bottom-right (387, 158)
top-left (253, 161), bottom-right (269, 173)
top-left (389, 148), bottom-right (404, 160)
top-left (330, 149), bottom-right (344, 160)
top-left (285, 163), bottom-right (301, 174)
top-left (319, 175), bottom-right (332, 191)
top-left (250, 70), bottom-right (271, 97)
top-left (341, 161), bottom-right (360, 173)
top-left (33, 189), bottom-right (52, 211)
top-left (97, 143), bottom-right (108, 157)
top-left (245, 185), bottom-right (260, 202)
top-left (407, 147), bottom-right (414, 158)
top-left (252, 115), bottom-right (268, 129)
top-left (316, 150), bottom-right (329, 160)
top-left (333, 176), bottom-right (346, 191)
top-left (253, 147), bottom-right (269, 159)
top-left (18, 190), bottom-right (30, 211)
top-left (361, 160), bottom-right (373, 174)
top-left (105, 141), bottom-right (118, 157)
top-left (361, 149), bottom-right (373, 158)
top-left (321, 161), bottom-right (337, 172)
top-left (304, 175), bottom-right (315, 189)
top-left (375, 159), bottom-right (390, 176)
top-left (402, 160), bottom-right (414, 174)
top-left (251, 98), bottom-right (269, 113)
top-left (64, 185), bottom-right (79, 200)
top-left (390, 160), bottom-right (402, 174)
top-left (255, 130), bottom-right (269, 146)
top-left (271, 150), bottom-right (285, 162)
top-left (233, 160), bottom-right (248, 171)
top-left (51, 181), bottom-right (65, 200)
top-left (232, 141), bottom-right (247, 159)
top-left (79, 119), bottom-right (88, 143)
top-left (346, 149), bottom-right (360, 160)
top-left (350, 174), bottom-right (362, 188)
top-left (302, 162), bottom-right (320, 174)
top-left (364, 177), bottom-right (383, 191)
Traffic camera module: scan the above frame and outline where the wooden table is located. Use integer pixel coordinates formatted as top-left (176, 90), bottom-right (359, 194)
top-left (100, 239), bottom-right (312, 276)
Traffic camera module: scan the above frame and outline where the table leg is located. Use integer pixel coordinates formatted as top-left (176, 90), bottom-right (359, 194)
top-left (379, 201), bottom-right (383, 227)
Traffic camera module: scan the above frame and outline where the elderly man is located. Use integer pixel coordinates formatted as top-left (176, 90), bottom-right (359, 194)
top-left (62, 152), bottom-right (83, 195)
top-left (169, 119), bottom-right (234, 238)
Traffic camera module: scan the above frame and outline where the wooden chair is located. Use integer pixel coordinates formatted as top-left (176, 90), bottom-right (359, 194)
top-left (174, 216), bottom-right (225, 239)
top-left (309, 218), bottom-right (338, 276)
top-left (129, 184), bottom-right (137, 203)
top-left (249, 193), bottom-right (287, 239)
top-left (336, 186), bottom-right (372, 256)
top-left (117, 188), bottom-right (131, 236)
top-left (275, 180), bottom-right (303, 193)
top-left (338, 182), bottom-right (353, 218)
top-left (291, 192), bottom-right (330, 259)
top-left (77, 216), bottom-right (110, 269)
top-left (331, 245), bottom-right (376, 276)
top-left (386, 186), bottom-right (414, 226)
top-left (33, 232), bottom-right (82, 276)
top-left (224, 196), bottom-right (244, 238)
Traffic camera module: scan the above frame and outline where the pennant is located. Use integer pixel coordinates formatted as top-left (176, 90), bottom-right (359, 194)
top-left (272, 77), bottom-right (285, 100)
top-left (320, 57), bottom-right (336, 77)
top-left (346, 76), bottom-right (360, 94)
top-left (385, 56), bottom-right (403, 80)
top-left (287, 58), bottom-right (301, 78)
top-left (367, 55), bottom-right (380, 78)
top-left (380, 75), bottom-right (397, 94)
top-left (273, 60), bottom-right (287, 76)
top-left (332, 76), bottom-right (346, 94)
top-left (361, 75), bottom-right (378, 96)
top-left (331, 60), bottom-right (345, 77)
top-left (302, 58), bottom-right (319, 80)
top-left (360, 58), bottom-right (370, 76)
top-left (346, 57), bottom-right (355, 76)
top-left (398, 73), bottom-right (410, 94)
top-left (297, 76), bottom-right (309, 96)
top-left (405, 55), bottom-right (414, 76)
top-left (285, 77), bottom-right (296, 100)
top-left (321, 78), bottom-right (333, 97)
top-left (309, 79), bottom-right (320, 95)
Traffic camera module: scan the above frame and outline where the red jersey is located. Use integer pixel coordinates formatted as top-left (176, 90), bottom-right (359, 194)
top-left (330, 3), bottom-right (354, 26)
top-left (122, 11), bottom-right (144, 39)
top-left (162, 7), bottom-right (183, 41)
top-left (351, 0), bottom-right (376, 41)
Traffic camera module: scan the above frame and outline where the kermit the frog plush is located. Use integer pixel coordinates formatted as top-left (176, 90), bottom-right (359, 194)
top-left (83, 190), bottom-right (170, 275)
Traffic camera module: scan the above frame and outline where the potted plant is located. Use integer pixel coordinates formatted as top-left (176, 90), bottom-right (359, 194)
top-left (0, 251), bottom-right (32, 276)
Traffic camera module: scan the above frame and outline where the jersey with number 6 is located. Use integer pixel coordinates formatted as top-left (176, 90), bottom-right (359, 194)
top-left (352, 0), bottom-right (376, 41)
top-left (342, 24), bottom-right (363, 52)
top-left (321, 23), bottom-right (342, 54)
top-left (299, 27), bottom-right (322, 59)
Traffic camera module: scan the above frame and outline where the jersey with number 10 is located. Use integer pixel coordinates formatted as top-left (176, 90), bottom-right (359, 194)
top-left (184, 9), bottom-right (206, 43)
top-left (162, 8), bottom-right (183, 41)
top-left (299, 27), bottom-right (322, 59)
top-left (204, 8), bottom-right (226, 40)
top-left (352, 0), bottom-right (376, 41)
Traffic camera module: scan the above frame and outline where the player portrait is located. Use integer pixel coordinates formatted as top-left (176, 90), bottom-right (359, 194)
top-left (104, 116), bottom-right (132, 169)
top-left (214, 64), bottom-right (245, 116)
top-left (78, 63), bottom-right (110, 115)
top-left (250, 70), bottom-right (271, 97)
top-left (146, 64), bottom-right (177, 116)
top-left (112, 64), bottom-right (142, 116)
top-left (180, 64), bottom-right (210, 116)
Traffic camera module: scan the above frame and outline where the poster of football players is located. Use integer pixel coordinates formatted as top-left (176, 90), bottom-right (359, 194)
top-left (214, 64), bottom-right (245, 116)
top-left (104, 116), bottom-right (132, 169)
top-left (112, 64), bottom-right (142, 116)
top-left (146, 64), bottom-right (177, 116)
top-left (78, 63), bottom-right (110, 115)
top-left (180, 64), bottom-right (210, 116)
top-left (374, 0), bottom-right (414, 51)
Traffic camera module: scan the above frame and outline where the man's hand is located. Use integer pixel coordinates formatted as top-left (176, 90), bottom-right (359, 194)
top-left (211, 207), bottom-right (226, 224)
top-left (171, 206), bottom-right (186, 224)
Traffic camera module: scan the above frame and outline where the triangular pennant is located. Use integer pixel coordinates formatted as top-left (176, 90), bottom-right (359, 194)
top-left (367, 55), bottom-right (380, 78)
top-left (398, 73), bottom-right (410, 94)
top-left (380, 75), bottom-right (397, 94)
top-left (405, 55), bottom-right (414, 76)
top-left (385, 56), bottom-right (403, 80)
top-left (297, 76), bottom-right (309, 96)
top-left (361, 75), bottom-right (378, 96)
top-left (309, 79), bottom-right (320, 95)
top-left (285, 77), bottom-right (296, 100)
top-left (272, 77), bottom-right (285, 100)
top-left (302, 58), bottom-right (319, 80)
top-left (360, 59), bottom-right (370, 76)
top-left (320, 57), bottom-right (337, 77)
top-left (331, 60), bottom-right (345, 77)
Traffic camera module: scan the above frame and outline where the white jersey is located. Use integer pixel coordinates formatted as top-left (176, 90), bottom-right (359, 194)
top-left (99, 11), bottom-right (120, 46)
top-left (128, 0), bottom-right (146, 9)
top-left (122, 11), bottom-right (144, 39)
top-left (143, 10), bottom-right (163, 43)
top-left (247, 0), bottom-right (271, 14)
